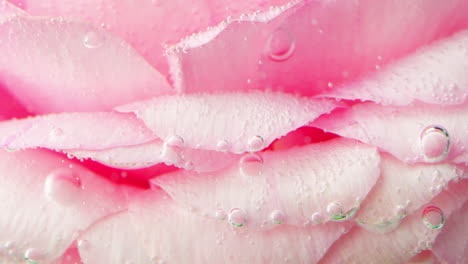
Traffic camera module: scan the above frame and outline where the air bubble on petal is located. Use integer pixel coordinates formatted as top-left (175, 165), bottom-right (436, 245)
top-left (24, 248), bottom-right (45, 264)
top-left (44, 168), bottom-right (82, 206)
top-left (166, 135), bottom-right (184, 147)
top-left (247, 135), bottom-right (264, 151)
top-left (83, 31), bottom-right (104, 49)
top-left (228, 208), bottom-right (246, 227)
top-left (216, 140), bottom-right (230, 152)
top-left (270, 210), bottom-right (286, 224)
top-left (394, 205), bottom-right (407, 219)
top-left (239, 153), bottom-right (263, 177)
top-left (311, 212), bottom-right (324, 224)
top-left (265, 28), bottom-right (295, 61)
top-left (422, 206), bottom-right (445, 229)
top-left (420, 125), bottom-right (450, 163)
top-left (215, 209), bottom-right (227, 220)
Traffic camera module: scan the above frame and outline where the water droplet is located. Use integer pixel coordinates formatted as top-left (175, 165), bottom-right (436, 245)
top-left (215, 209), bottom-right (227, 220)
top-left (216, 140), bottom-right (230, 152)
top-left (83, 31), bottom-right (104, 48)
top-left (77, 240), bottom-right (89, 250)
top-left (265, 28), bottom-right (295, 61)
top-left (239, 153), bottom-right (263, 176)
top-left (228, 208), bottom-right (246, 227)
top-left (270, 210), bottom-right (286, 224)
top-left (247, 135), bottom-right (264, 151)
top-left (420, 125), bottom-right (450, 162)
top-left (311, 212), bottom-right (324, 223)
top-left (24, 248), bottom-right (44, 264)
top-left (327, 202), bottom-right (346, 221)
top-left (44, 168), bottom-right (82, 206)
top-left (394, 205), bottom-right (407, 219)
top-left (166, 135), bottom-right (184, 147)
top-left (422, 206), bottom-right (444, 229)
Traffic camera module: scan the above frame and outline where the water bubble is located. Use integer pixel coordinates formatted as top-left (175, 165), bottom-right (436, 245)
top-left (394, 205), bottom-right (407, 219)
top-left (270, 210), bottom-right (286, 224)
top-left (327, 202), bottom-right (346, 221)
top-left (265, 28), bottom-right (295, 61)
top-left (83, 31), bottom-right (104, 48)
top-left (422, 206), bottom-right (445, 229)
top-left (44, 168), bottom-right (82, 206)
top-left (24, 248), bottom-right (45, 264)
top-left (311, 212), bottom-right (324, 223)
top-left (247, 135), bottom-right (264, 151)
top-left (239, 153), bottom-right (263, 176)
top-left (216, 140), bottom-right (230, 152)
top-left (215, 209), bottom-right (227, 220)
top-left (228, 208), bottom-right (246, 227)
top-left (420, 125), bottom-right (450, 162)
top-left (166, 135), bottom-right (184, 147)
top-left (77, 240), bottom-right (89, 250)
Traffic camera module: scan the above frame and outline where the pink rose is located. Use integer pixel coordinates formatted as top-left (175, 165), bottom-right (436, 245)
top-left (0, 0), bottom-right (466, 263)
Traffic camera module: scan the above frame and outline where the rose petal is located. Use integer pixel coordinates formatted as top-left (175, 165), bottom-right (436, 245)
top-left (0, 0), bottom-right (25, 18)
top-left (323, 30), bottom-right (468, 106)
top-left (78, 211), bottom-right (150, 264)
top-left (0, 112), bottom-right (156, 150)
top-left (312, 103), bottom-right (468, 163)
top-left (11, 0), bottom-right (291, 75)
top-left (319, 180), bottom-right (468, 263)
top-left (116, 91), bottom-right (337, 153)
top-left (124, 190), bottom-right (352, 264)
top-left (167, 0), bottom-right (468, 94)
top-left (355, 153), bottom-right (464, 233)
top-left (0, 16), bottom-right (172, 114)
top-left (151, 138), bottom-right (380, 228)
top-left (0, 149), bottom-right (127, 263)
top-left (67, 140), bottom-right (239, 172)
top-left (432, 202), bottom-right (467, 264)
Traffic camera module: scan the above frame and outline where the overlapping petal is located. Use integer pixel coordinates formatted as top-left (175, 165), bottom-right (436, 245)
top-left (0, 149), bottom-right (127, 263)
top-left (116, 91), bottom-right (337, 153)
top-left (0, 16), bottom-right (172, 114)
top-left (167, 0), bottom-right (468, 95)
top-left (152, 138), bottom-right (380, 228)
top-left (312, 103), bottom-right (468, 163)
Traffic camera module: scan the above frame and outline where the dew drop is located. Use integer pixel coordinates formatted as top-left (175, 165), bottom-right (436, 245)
top-left (77, 240), bottom-right (89, 250)
top-left (394, 205), bottom-right (407, 219)
top-left (239, 153), bottom-right (263, 176)
top-left (166, 135), bottom-right (184, 147)
top-left (311, 212), bottom-right (324, 224)
top-left (420, 125), bottom-right (450, 162)
top-left (24, 248), bottom-right (45, 264)
top-left (327, 202), bottom-right (346, 221)
top-left (228, 208), bottom-right (246, 227)
top-left (265, 28), bottom-right (295, 61)
top-left (270, 210), bottom-right (286, 224)
top-left (216, 140), bottom-right (230, 152)
top-left (215, 209), bottom-right (227, 220)
top-left (44, 168), bottom-right (82, 206)
top-left (247, 135), bottom-right (264, 151)
top-left (422, 206), bottom-right (444, 229)
top-left (83, 31), bottom-right (104, 48)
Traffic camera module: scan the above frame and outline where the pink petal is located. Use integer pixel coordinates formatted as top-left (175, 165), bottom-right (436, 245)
top-left (0, 86), bottom-right (29, 120)
top-left (323, 30), bottom-right (468, 106)
top-left (0, 112), bottom-right (156, 150)
top-left (11, 0), bottom-right (291, 75)
top-left (0, 16), bottom-right (172, 114)
top-left (355, 153), bottom-right (464, 233)
top-left (319, 180), bottom-right (468, 263)
top-left (78, 212), bottom-right (150, 264)
top-left (167, 0), bottom-right (468, 94)
top-left (432, 202), bottom-right (467, 264)
top-left (152, 138), bottom-right (380, 228)
top-left (67, 140), bottom-right (239, 172)
top-left (312, 103), bottom-right (468, 163)
top-left (124, 190), bottom-right (351, 264)
top-left (0, 0), bottom-right (25, 18)
top-left (116, 92), bottom-right (337, 153)
top-left (0, 149), bottom-right (127, 263)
